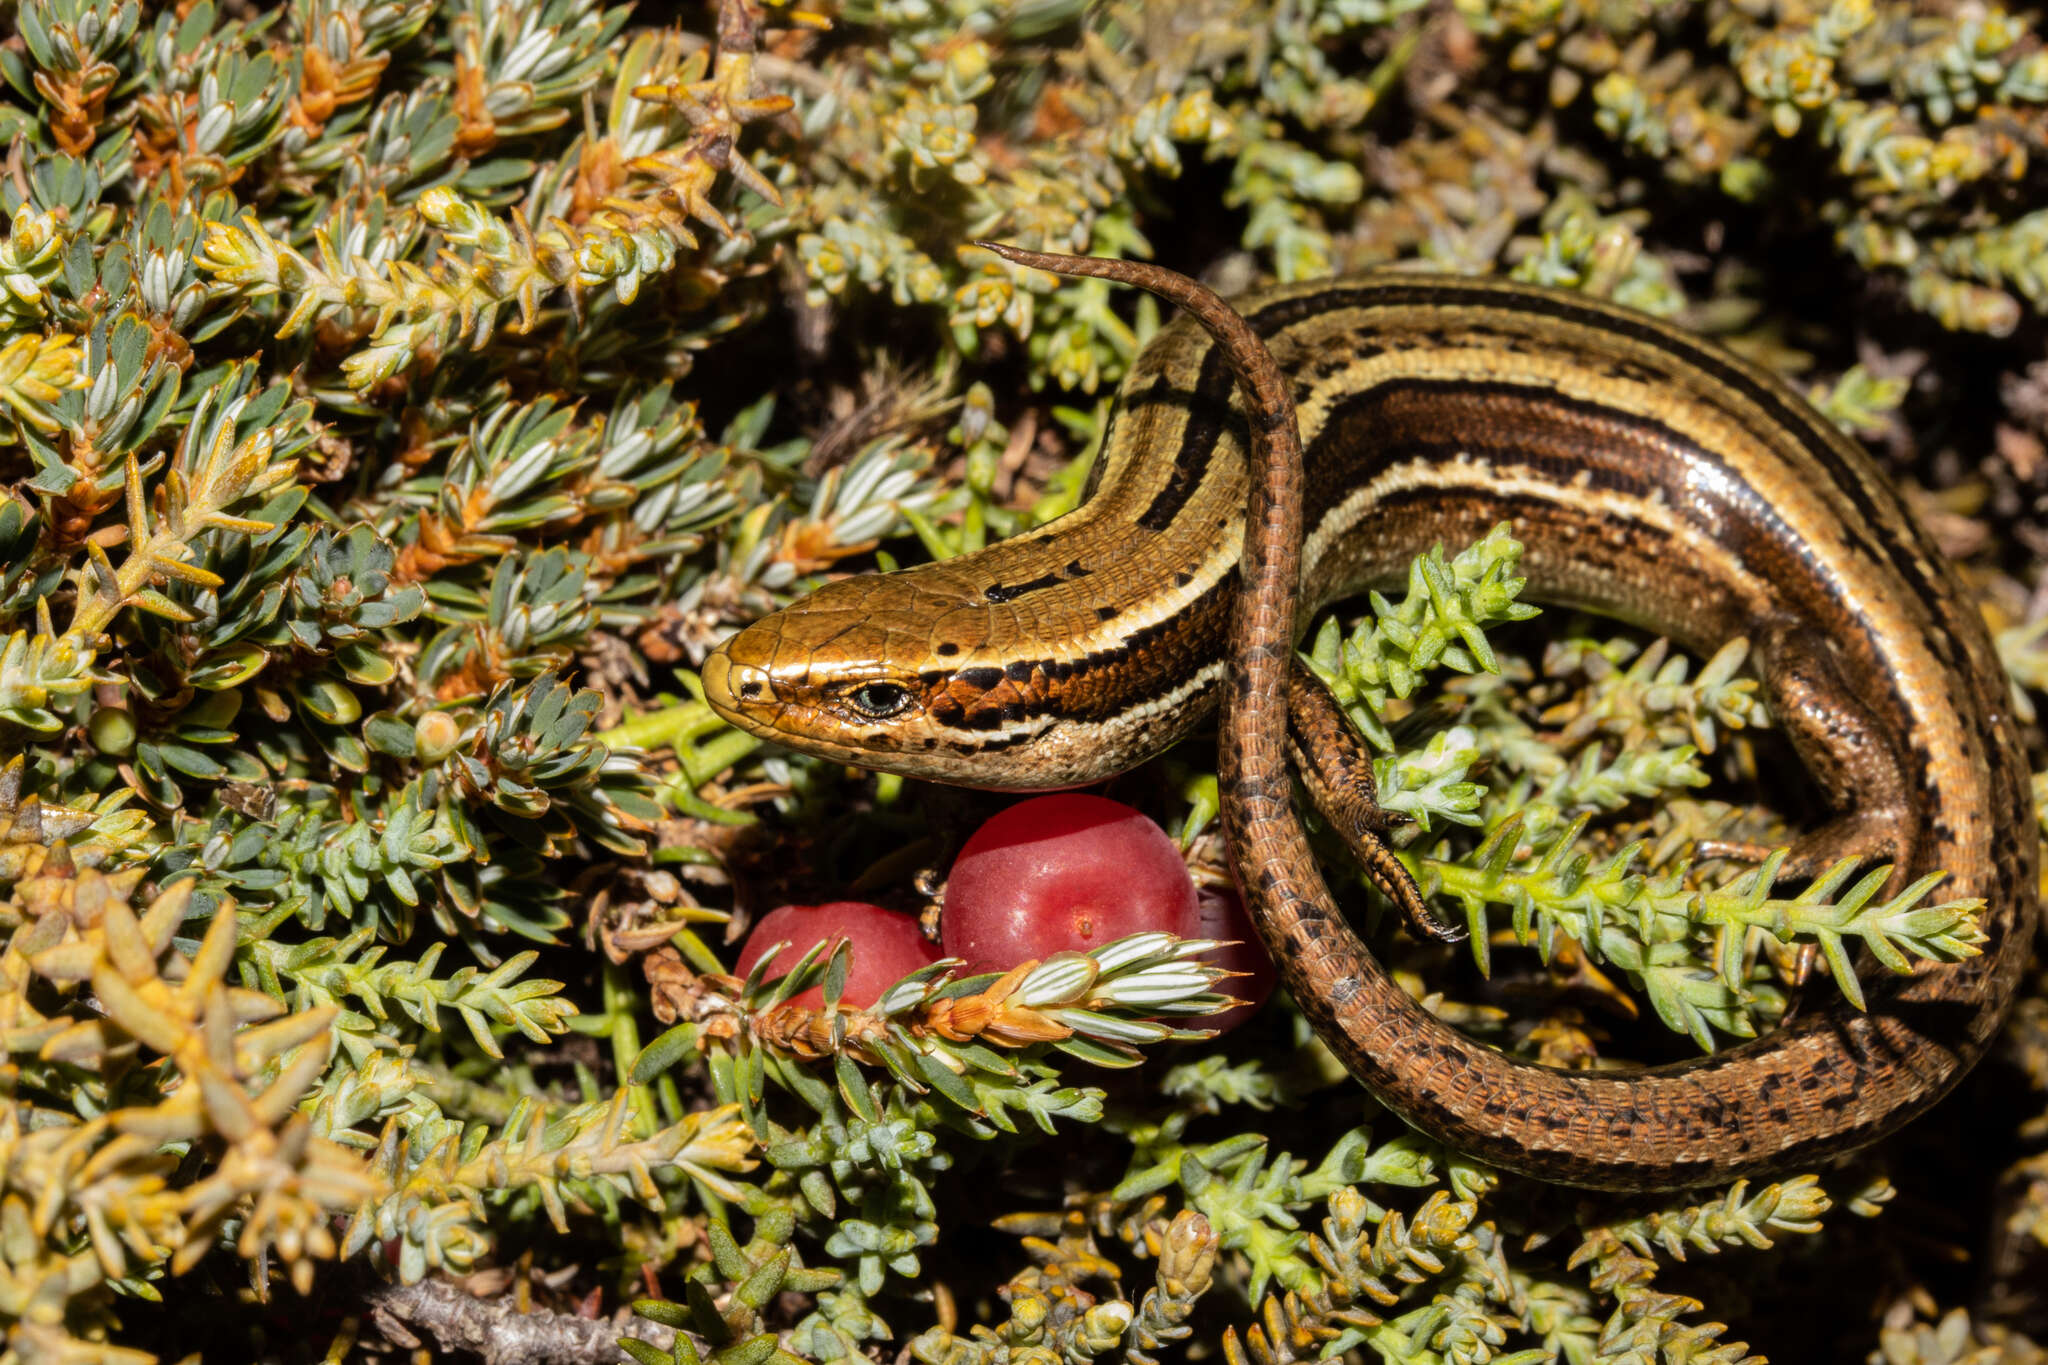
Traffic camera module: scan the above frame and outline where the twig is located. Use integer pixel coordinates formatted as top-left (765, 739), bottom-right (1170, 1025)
top-left (367, 1279), bottom-right (699, 1365)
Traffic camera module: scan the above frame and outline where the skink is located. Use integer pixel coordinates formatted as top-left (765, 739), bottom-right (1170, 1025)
top-left (702, 248), bottom-right (2037, 1191)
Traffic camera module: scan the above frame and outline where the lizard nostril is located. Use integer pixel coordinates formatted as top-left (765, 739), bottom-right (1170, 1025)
top-left (702, 650), bottom-right (775, 720)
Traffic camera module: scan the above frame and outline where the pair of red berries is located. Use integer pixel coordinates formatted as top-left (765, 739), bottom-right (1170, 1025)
top-left (734, 794), bottom-right (1278, 1033)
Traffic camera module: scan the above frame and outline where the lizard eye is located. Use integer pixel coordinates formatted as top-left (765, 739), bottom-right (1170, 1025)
top-left (847, 681), bottom-right (914, 719)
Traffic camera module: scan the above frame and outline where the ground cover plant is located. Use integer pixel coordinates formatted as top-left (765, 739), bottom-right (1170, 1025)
top-left (0, 0), bottom-right (2046, 1360)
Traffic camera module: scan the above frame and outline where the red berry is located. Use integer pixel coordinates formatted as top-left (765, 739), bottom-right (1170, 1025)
top-left (735, 902), bottom-right (940, 1008)
top-left (1190, 887), bottom-right (1278, 1033)
top-left (941, 794), bottom-right (1199, 972)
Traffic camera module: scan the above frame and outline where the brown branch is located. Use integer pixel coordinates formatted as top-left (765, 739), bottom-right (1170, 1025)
top-left (368, 1279), bottom-right (701, 1365)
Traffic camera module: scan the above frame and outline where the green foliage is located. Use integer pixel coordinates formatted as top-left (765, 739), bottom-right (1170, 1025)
top-left (625, 1212), bottom-right (837, 1365)
top-left (1305, 523), bottom-right (1542, 750)
top-left (0, 0), bottom-right (2041, 1360)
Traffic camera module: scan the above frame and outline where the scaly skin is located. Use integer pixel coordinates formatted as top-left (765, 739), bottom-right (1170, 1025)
top-left (703, 249), bottom-right (2037, 1190)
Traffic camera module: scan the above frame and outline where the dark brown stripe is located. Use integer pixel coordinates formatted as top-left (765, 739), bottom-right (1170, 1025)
top-left (1134, 363), bottom-right (1236, 533)
top-left (1246, 281), bottom-right (1954, 667)
top-left (983, 572), bottom-right (1063, 603)
top-left (932, 588), bottom-right (1233, 735)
